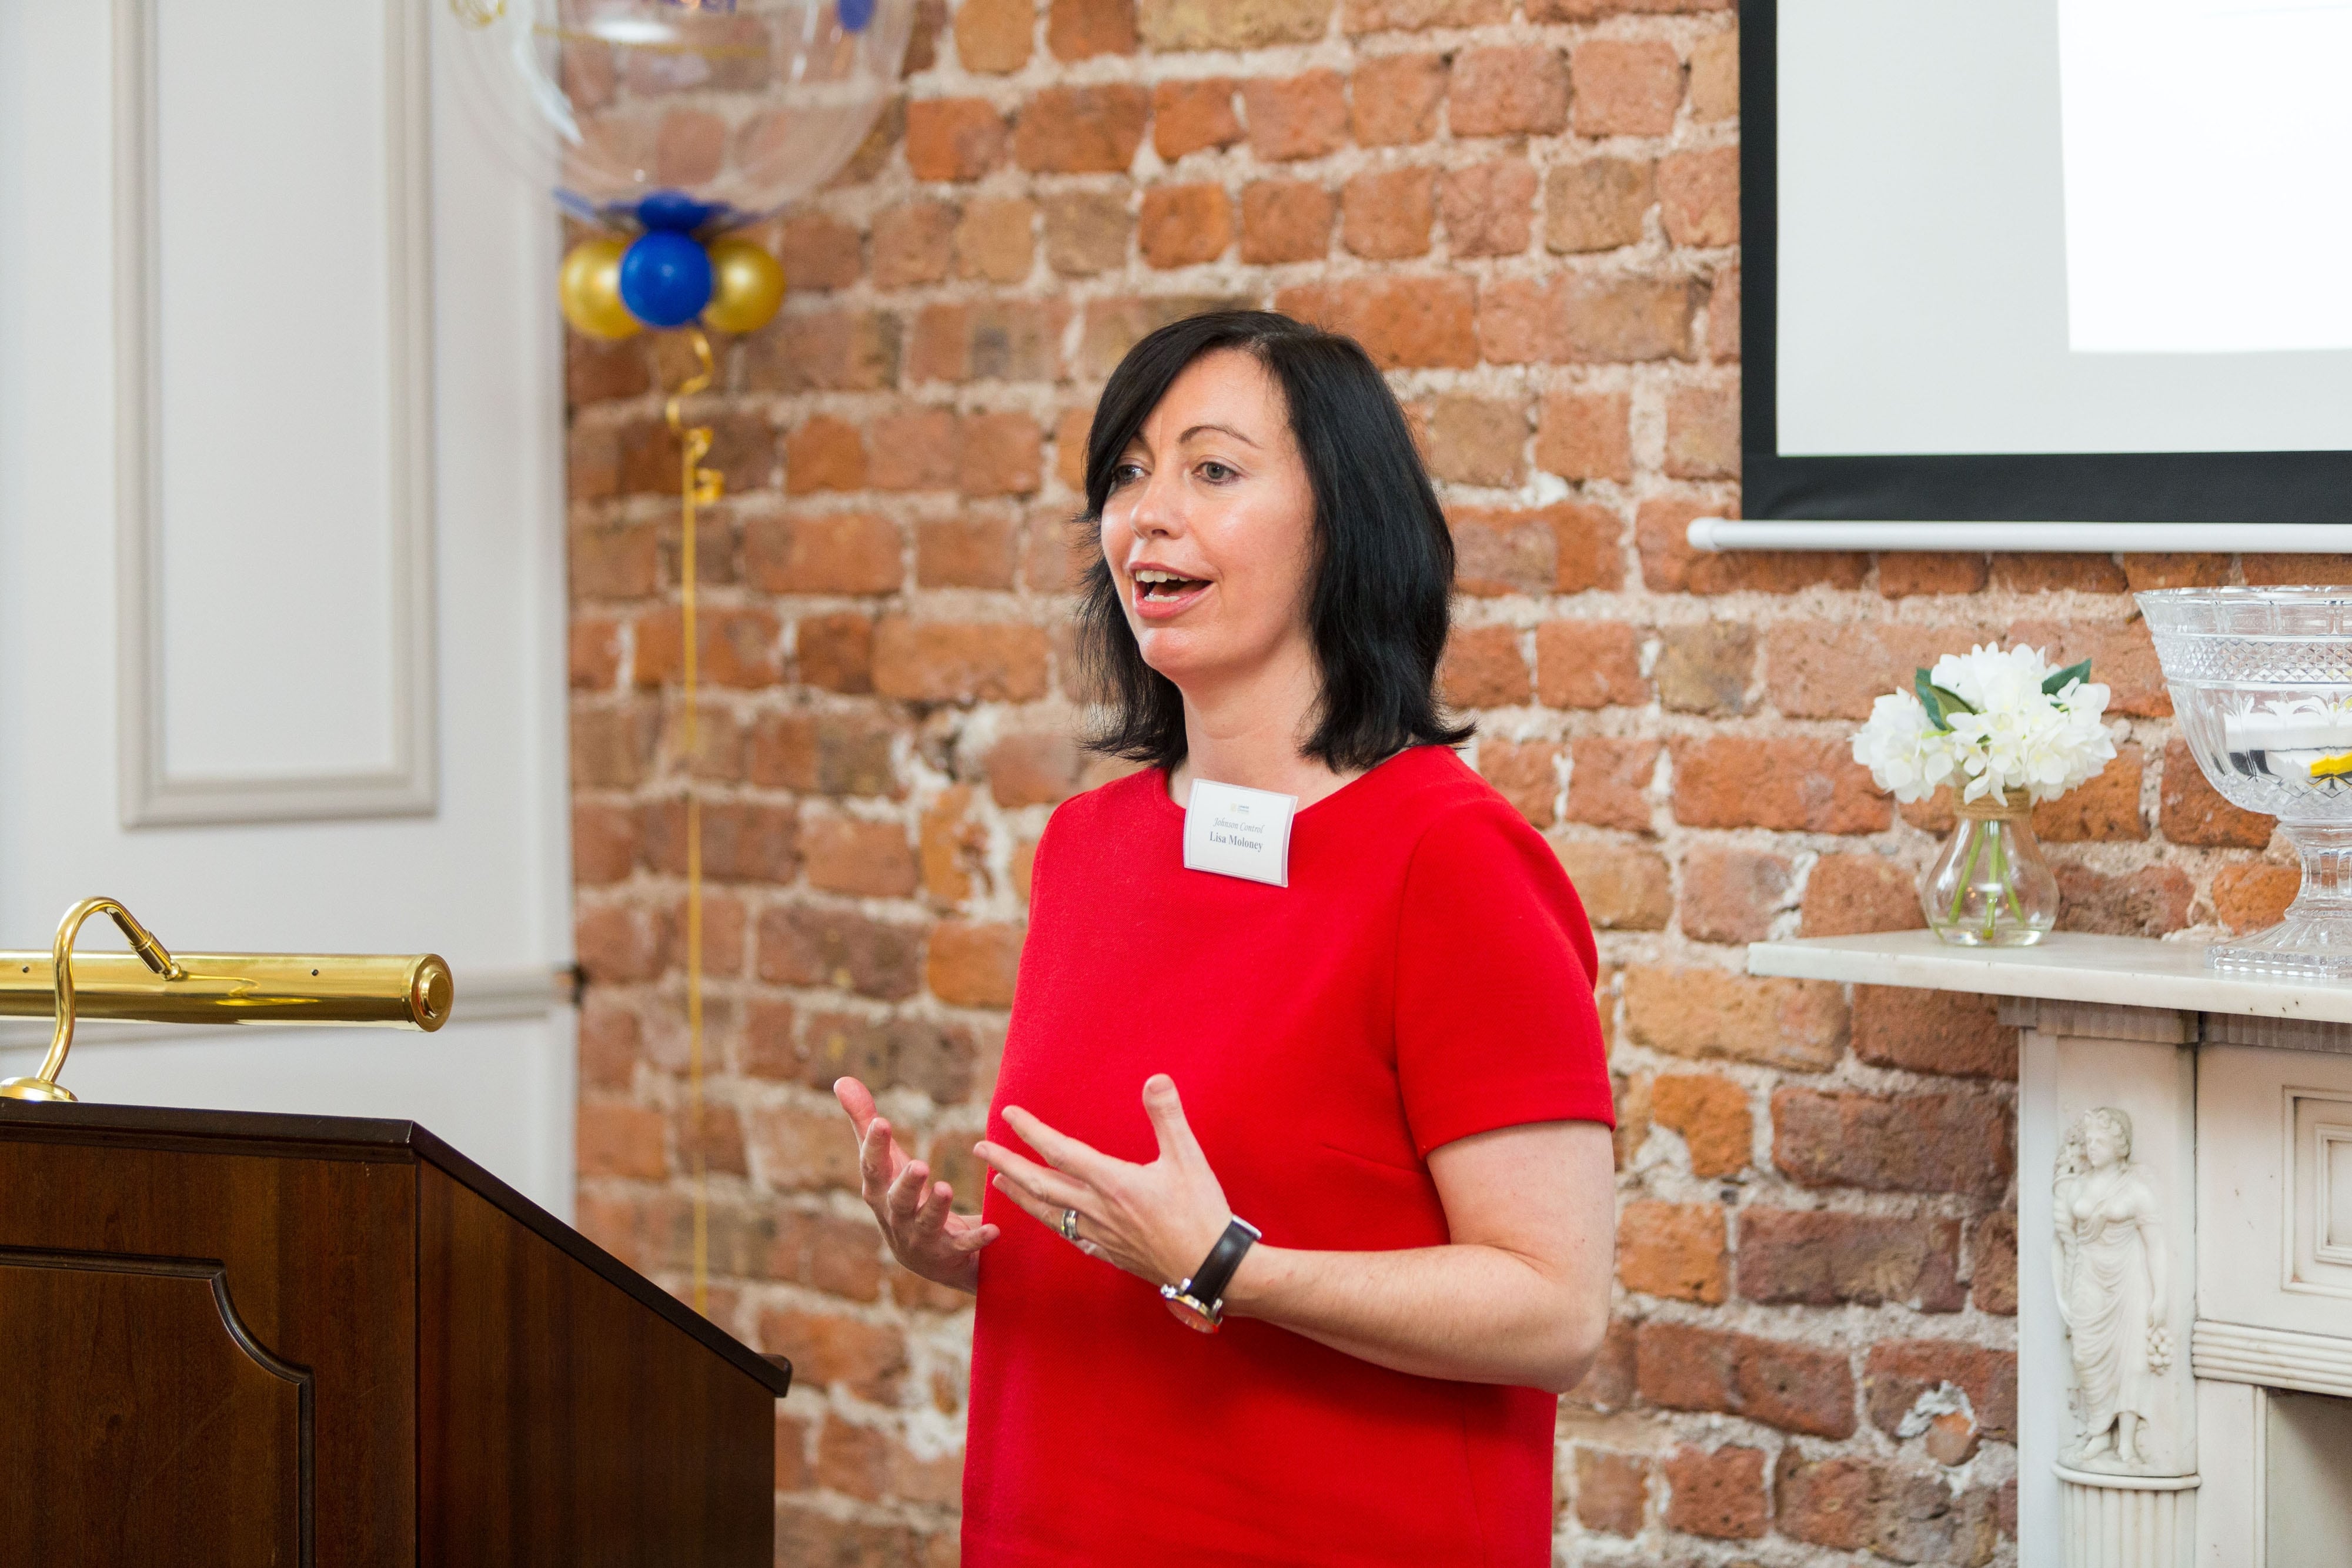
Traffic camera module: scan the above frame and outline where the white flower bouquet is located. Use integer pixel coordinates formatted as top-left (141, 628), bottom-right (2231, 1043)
top-left (1850, 644), bottom-right (2119, 946)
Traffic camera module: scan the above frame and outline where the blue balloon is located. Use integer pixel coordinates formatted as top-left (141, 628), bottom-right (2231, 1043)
top-left (618, 232), bottom-right (714, 329)
top-left (839, 0), bottom-right (876, 30)
top-left (634, 189), bottom-right (719, 233)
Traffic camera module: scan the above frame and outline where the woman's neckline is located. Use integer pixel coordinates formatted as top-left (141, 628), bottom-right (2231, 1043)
top-left (1152, 744), bottom-right (1429, 823)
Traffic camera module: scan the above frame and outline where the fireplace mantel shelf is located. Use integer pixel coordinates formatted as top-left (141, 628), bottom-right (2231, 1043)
top-left (1746, 930), bottom-right (2352, 1025)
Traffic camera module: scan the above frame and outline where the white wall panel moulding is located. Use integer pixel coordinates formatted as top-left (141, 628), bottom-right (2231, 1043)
top-left (2191, 1319), bottom-right (2352, 1400)
top-left (114, 0), bottom-right (437, 827)
top-left (1688, 519), bottom-right (2352, 554)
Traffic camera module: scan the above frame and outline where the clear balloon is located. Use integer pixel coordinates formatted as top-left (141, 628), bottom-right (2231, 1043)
top-left (446, 0), bottom-right (916, 230)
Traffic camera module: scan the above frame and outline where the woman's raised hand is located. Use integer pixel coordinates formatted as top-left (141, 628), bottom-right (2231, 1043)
top-left (975, 1074), bottom-right (1233, 1289)
top-left (835, 1076), bottom-right (998, 1295)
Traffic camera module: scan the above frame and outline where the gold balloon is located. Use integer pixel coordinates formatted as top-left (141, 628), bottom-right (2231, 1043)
top-left (701, 238), bottom-right (787, 336)
top-left (557, 238), bottom-right (639, 340)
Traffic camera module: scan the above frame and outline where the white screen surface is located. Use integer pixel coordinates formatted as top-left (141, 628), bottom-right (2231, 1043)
top-left (1776, 0), bottom-right (2352, 456)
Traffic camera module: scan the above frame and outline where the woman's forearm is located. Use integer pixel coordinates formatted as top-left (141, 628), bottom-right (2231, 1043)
top-left (1221, 1241), bottom-right (1605, 1394)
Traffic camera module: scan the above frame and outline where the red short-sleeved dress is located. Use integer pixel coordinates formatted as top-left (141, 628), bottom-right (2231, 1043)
top-left (961, 745), bottom-right (1615, 1566)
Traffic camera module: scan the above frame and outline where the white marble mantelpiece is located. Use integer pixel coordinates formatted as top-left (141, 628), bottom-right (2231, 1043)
top-left (1748, 931), bottom-right (2352, 1568)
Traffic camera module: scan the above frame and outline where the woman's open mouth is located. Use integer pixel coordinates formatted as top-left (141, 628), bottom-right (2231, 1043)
top-left (1132, 569), bottom-right (1211, 617)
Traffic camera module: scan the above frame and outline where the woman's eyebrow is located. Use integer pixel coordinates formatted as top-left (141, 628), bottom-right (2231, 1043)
top-left (1177, 422), bottom-right (1261, 449)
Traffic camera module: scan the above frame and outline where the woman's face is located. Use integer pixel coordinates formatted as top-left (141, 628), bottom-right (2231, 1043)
top-left (2084, 1119), bottom-right (2122, 1168)
top-left (1098, 349), bottom-right (1317, 694)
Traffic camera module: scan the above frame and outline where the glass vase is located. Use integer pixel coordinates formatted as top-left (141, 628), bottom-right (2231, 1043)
top-left (1922, 797), bottom-right (2059, 947)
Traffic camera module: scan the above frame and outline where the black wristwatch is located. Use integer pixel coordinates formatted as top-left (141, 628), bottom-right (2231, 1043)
top-left (1160, 1218), bottom-right (1261, 1333)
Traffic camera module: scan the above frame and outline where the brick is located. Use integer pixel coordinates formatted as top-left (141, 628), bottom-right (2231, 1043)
top-left (579, 1101), bottom-right (667, 1178)
top-left (757, 1309), bottom-right (907, 1400)
top-left (2244, 552), bottom-right (2352, 586)
top-left (633, 606), bottom-right (784, 690)
top-left (2121, 552), bottom-right (2231, 591)
top-left (1565, 1318), bottom-right (1636, 1412)
top-left (984, 732), bottom-right (1087, 806)
top-left (1154, 79), bottom-right (1244, 162)
top-left (750, 712), bottom-right (901, 797)
top-left (1436, 624), bottom-right (1526, 708)
top-left (640, 800), bottom-right (801, 882)
top-left (922, 784), bottom-right (984, 904)
top-left (1140, 183), bottom-right (1234, 268)
top-left (1544, 157), bottom-right (1653, 253)
top-left (1476, 738), bottom-right (1560, 826)
top-left (905, 98), bottom-right (1009, 182)
top-left (917, 516), bottom-right (1018, 589)
top-left (1551, 837), bottom-right (1672, 930)
top-left (2213, 862), bottom-right (2300, 934)
top-left (1618, 1199), bottom-right (1726, 1303)
top-left (573, 801), bottom-right (637, 886)
top-left (794, 1011), bottom-right (977, 1104)
top-left (1419, 395), bottom-right (1525, 486)
top-left (1044, 189), bottom-right (1131, 275)
top-left (1280, 276), bottom-right (1481, 367)
top-left (1866, 1339), bottom-right (2017, 1443)
top-left (1570, 39), bottom-right (1682, 136)
top-left (2159, 736), bottom-right (2272, 847)
top-left (1449, 508), bottom-right (1556, 596)
top-left (745, 309), bottom-right (902, 394)
top-left (1678, 845), bottom-right (1791, 942)
top-left (867, 409), bottom-right (961, 493)
top-left (1650, 1073), bottom-right (1749, 1175)
top-left (1535, 620), bottom-right (1644, 708)
top-left (873, 618), bottom-right (1051, 703)
top-left (1015, 84), bottom-right (1148, 173)
top-left (1672, 736), bottom-right (1892, 834)
top-left (928, 920), bottom-right (1025, 1008)
top-left (1435, 160), bottom-right (1535, 259)
top-left (1448, 46), bottom-right (1567, 137)
top-left (1341, 165), bottom-right (1435, 260)
top-left (571, 522), bottom-right (657, 600)
top-left (1972, 1211), bottom-right (2018, 1315)
top-left (1662, 1445), bottom-right (1767, 1541)
top-left (1655, 622), bottom-right (1751, 714)
top-left (757, 904), bottom-right (926, 999)
top-left (567, 337), bottom-right (653, 407)
top-left (910, 300), bottom-right (1066, 384)
top-left (1711, 261), bottom-right (1740, 356)
top-left (1664, 379), bottom-right (1739, 479)
top-left (1574, 1450), bottom-right (1649, 1537)
top-left (959, 412), bottom-right (1044, 497)
top-left (956, 0), bottom-right (1033, 72)
top-left (1774, 1087), bottom-right (2013, 1199)
top-left (2056, 861), bottom-right (2194, 937)
top-left (572, 704), bottom-right (660, 789)
top-left (2033, 744), bottom-right (2144, 841)
top-left (1625, 966), bottom-right (1846, 1071)
top-left (1738, 1208), bottom-right (1965, 1310)
top-left (2006, 617), bottom-right (2168, 717)
top-left (1138, 0), bottom-right (1331, 49)
top-left (1776, 1451), bottom-right (1999, 1564)
top-left (1739, 1335), bottom-right (1859, 1439)
top-left (784, 414), bottom-right (867, 494)
top-left (746, 513), bottom-right (903, 596)
top-left (1879, 551), bottom-right (1989, 597)
top-left (1352, 54), bottom-right (1446, 146)
top-left (1027, 510), bottom-right (1091, 591)
top-left (956, 198), bottom-right (1036, 283)
top-left (818, 1420), bottom-right (963, 1506)
top-left (1658, 146), bottom-right (1738, 247)
top-left (773, 1508), bottom-right (932, 1566)
top-left (777, 212), bottom-right (862, 292)
top-left (1992, 552), bottom-right (2129, 594)
top-left (1080, 294), bottom-right (1246, 378)
top-left (1565, 736), bottom-right (1660, 833)
top-left (1243, 71), bottom-right (1350, 162)
top-left (1344, 0), bottom-right (1502, 29)
top-left (802, 815), bottom-right (920, 897)
top-left (1535, 390), bottom-right (1632, 482)
top-left (1478, 276), bottom-right (1699, 365)
top-left (791, 611), bottom-right (870, 694)
top-left (1761, 621), bottom-right (1992, 721)
top-left (1852, 986), bottom-right (2014, 1079)
top-left (1689, 28), bottom-right (1738, 120)
top-left (572, 619), bottom-right (622, 693)
top-left (1801, 852), bottom-right (1926, 937)
top-left (1240, 180), bottom-right (1334, 263)
top-left (1048, 0), bottom-right (1136, 58)
top-left (1639, 496), bottom-right (1867, 595)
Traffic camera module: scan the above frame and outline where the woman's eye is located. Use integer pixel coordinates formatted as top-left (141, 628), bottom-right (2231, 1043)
top-left (1198, 461), bottom-right (1237, 483)
top-left (1108, 463), bottom-right (1145, 488)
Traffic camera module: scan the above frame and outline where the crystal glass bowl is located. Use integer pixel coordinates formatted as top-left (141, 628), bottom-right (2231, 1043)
top-left (2139, 586), bottom-right (2352, 978)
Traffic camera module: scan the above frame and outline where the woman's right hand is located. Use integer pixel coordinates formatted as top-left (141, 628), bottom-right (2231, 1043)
top-left (834, 1076), bottom-right (998, 1295)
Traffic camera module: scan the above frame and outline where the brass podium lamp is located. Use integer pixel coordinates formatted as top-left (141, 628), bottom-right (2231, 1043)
top-left (0, 896), bottom-right (452, 1102)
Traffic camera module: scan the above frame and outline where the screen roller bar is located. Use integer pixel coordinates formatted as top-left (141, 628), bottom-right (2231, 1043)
top-left (1686, 520), bottom-right (2352, 554)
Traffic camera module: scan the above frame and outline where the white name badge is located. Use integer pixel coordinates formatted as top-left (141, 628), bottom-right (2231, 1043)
top-left (1182, 779), bottom-right (1298, 887)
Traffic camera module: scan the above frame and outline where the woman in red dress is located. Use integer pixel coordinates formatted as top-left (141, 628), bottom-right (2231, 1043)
top-left (833, 310), bottom-right (1616, 1566)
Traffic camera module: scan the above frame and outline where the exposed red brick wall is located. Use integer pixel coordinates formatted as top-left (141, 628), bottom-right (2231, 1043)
top-left (563, 0), bottom-right (2323, 1559)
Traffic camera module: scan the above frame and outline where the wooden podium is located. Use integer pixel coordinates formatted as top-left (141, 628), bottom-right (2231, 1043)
top-left (0, 1101), bottom-right (791, 1566)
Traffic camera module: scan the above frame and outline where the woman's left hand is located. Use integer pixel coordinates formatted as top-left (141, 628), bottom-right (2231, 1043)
top-left (975, 1074), bottom-right (1234, 1289)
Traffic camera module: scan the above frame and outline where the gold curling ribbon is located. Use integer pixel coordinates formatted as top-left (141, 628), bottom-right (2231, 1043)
top-left (667, 330), bottom-right (723, 1315)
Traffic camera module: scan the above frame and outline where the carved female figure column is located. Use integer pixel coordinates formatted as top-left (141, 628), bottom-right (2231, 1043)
top-left (2053, 1107), bottom-right (2175, 1472)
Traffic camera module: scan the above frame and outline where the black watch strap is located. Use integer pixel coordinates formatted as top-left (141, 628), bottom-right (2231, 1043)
top-left (1184, 1217), bottom-right (1262, 1309)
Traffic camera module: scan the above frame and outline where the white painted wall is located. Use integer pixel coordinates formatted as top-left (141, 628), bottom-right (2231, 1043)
top-left (0, 0), bottom-right (575, 1213)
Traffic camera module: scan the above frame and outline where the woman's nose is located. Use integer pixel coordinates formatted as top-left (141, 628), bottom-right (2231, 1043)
top-left (1127, 468), bottom-right (1184, 539)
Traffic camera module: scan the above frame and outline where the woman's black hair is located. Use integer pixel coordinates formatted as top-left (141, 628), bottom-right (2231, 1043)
top-left (1075, 309), bottom-right (1472, 771)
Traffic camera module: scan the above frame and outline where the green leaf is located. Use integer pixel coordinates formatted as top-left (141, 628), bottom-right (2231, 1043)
top-left (1930, 684), bottom-right (1976, 716)
top-left (2042, 657), bottom-right (2092, 695)
top-left (1914, 667), bottom-right (1945, 728)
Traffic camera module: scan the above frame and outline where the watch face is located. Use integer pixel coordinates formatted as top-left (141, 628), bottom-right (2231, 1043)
top-left (1162, 1294), bottom-right (1221, 1333)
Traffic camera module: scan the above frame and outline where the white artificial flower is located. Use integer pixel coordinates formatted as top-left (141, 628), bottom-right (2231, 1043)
top-left (1852, 644), bottom-right (2117, 807)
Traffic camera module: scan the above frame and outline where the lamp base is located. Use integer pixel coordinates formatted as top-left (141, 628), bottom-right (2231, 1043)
top-left (0, 1076), bottom-right (76, 1102)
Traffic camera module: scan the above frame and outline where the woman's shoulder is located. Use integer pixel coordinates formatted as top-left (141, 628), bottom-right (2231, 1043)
top-left (1037, 760), bottom-right (1167, 844)
top-left (1374, 745), bottom-right (1548, 856)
